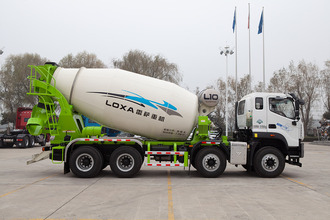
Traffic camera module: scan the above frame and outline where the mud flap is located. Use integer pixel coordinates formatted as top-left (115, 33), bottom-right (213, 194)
top-left (64, 162), bottom-right (70, 174)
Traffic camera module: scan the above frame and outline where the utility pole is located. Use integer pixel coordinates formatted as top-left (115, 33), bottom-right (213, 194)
top-left (220, 46), bottom-right (234, 136)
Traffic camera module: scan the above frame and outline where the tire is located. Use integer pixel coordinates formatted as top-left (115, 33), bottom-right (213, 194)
top-left (195, 147), bottom-right (227, 178)
top-left (29, 136), bottom-right (35, 148)
top-left (41, 135), bottom-right (46, 146)
top-left (69, 146), bottom-right (104, 178)
top-left (110, 146), bottom-right (142, 178)
top-left (253, 147), bottom-right (285, 178)
top-left (22, 136), bottom-right (30, 148)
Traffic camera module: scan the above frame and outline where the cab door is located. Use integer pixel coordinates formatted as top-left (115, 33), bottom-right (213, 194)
top-left (266, 95), bottom-right (299, 147)
top-left (252, 97), bottom-right (267, 132)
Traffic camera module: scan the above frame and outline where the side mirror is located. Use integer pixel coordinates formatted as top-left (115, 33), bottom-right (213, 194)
top-left (294, 100), bottom-right (300, 119)
top-left (289, 93), bottom-right (304, 105)
top-left (294, 99), bottom-right (305, 121)
top-left (290, 93), bottom-right (304, 120)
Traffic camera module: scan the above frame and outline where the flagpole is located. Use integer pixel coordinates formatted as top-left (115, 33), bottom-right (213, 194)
top-left (248, 3), bottom-right (251, 92)
top-left (235, 6), bottom-right (238, 101)
top-left (262, 7), bottom-right (265, 91)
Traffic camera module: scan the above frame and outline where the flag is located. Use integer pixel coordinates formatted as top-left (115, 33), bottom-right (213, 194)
top-left (232, 8), bottom-right (236, 33)
top-left (258, 10), bottom-right (263, 34)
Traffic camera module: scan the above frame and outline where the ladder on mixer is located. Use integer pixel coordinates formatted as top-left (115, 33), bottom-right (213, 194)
top-left (27, 65), bottom-right (59, 136)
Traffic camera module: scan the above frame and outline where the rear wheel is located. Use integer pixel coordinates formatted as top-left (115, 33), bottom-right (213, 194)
top-left (29, 136), bottom-right (35, 148)
top-left (110, 146), bottom-right (142, 178)
top-left (69, 146), bottom-right (104, 178)
top-left (253, 147), bottom-right (285, 178)
top-left (195, 147), bottom-right (227, 178)
top-left (22, 136), bottom-right (30, 148)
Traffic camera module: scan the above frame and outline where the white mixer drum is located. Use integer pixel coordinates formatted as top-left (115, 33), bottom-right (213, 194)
top-left (52, 67), bottom-right (199, 140)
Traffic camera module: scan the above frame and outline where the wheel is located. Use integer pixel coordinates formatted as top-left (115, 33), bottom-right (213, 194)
top-left (110, 146), bottom-right (142, 178)
top-left (29, 136), bottom-right (35, 148)
top-left (40, 134), bottom-right (46, 146)
top-left (253, 147), bottom-right (285, 178)
top-left (195, 147), bottom-right (227, 178)
top-left (69, 146), bottom-right (104, 178)
top-left (22, 136), bottom-right (30, 148)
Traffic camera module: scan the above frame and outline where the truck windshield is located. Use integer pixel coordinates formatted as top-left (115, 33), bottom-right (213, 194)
top-left (269, 98), bottom-right (295, 119)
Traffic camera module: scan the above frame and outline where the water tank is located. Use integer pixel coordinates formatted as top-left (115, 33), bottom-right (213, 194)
top-left (52, 67), bottom-right (199, 140)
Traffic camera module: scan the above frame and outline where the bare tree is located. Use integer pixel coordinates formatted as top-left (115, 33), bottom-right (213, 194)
top-left (320, 60), bottom-right (330, 113)
top-left (228, 74), bottom-right (252, 101)
top-left (0, 53), bottom-right (48, 125)
top-left (112, 50), bottom-right (182, 85)
top-left (295, 61), bottom-right (321, 134)
top-left (267, 63), bottom-right (295, 93)
top-left (210, 75), bottom-right (253, 135)
top-left (254, 81), bottom-right (264, 92)
top-left (59, 51), bottom-right (106, 68)
top-left (208, 78), bottom-right (226, 134)
top-left (268, 60), bottom-right (321, 134)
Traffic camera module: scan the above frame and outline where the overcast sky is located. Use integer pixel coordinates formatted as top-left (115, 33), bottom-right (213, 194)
top-left (0, 0), bottom-right (329, 91)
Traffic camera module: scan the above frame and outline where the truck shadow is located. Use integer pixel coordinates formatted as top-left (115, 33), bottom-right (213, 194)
top-left (99, 168), bottom-right (259, 179)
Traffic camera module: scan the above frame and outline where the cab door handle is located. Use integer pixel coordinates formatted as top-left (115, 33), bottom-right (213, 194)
top-left (268, 124), bottom-right (277, 129)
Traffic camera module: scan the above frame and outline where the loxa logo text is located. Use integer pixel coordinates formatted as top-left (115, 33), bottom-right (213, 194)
top-left (88, 90), bottom-right (183, 117)
top-left (105, 100), bottom-right (166, 122)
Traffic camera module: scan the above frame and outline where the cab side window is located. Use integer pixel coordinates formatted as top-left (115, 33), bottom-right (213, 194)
top-left (255, 97), bottom-right (263, 110)
top-left (238, 100), bottom-right (245, 115)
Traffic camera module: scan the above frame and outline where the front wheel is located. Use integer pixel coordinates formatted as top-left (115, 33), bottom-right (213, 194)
top-left (195, 147), bottom-right (227, 178)
top-left (69, 146), bottom-right (104, 178)
top-left (253, 147), bottom-right (285, 178)
top-left (110, 146), bottom-right (142, 178)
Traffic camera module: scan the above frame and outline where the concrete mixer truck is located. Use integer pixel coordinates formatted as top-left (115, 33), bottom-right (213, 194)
top-left (26, 63), bottom-right (304, 178)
